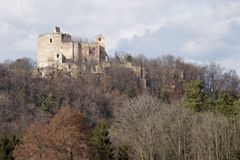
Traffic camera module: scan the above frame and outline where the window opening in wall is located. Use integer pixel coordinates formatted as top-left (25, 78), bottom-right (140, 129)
top-left (98, 38), bottom-right (101, 41)
top-left (57, 54), bottom-right (59, 58)
top-left (68, 65), bottom-right (71, 69)
top-left (50, 38), bottom-right (52, 43)
top-left (89, 48), bottom-right (94, 56)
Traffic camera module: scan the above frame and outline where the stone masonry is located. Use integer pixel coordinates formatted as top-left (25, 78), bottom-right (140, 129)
top-left (36, 27), bottom-right (147, 90)
top-left (37, 27), bottom-right (109, 76)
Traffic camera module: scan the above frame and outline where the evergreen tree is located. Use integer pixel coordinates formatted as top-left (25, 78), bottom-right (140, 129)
top-left (183, 80), bottom-right (208, 112)
top-left (0, 134), bottom-right (19, 160)
top-left (41, 92), bottom-right (56, 112)
top-left (16, 87), bottom-right (29, 105)
top-left (233, 99), bottom-right (240, 115)
top-left (91, 122), bottom-right (114, 160)
top-left (116, 145), bottom-right (129, 160)
top-left (37, 92), bottom-right (56, 113)
top-left (216, 91), bottom-right (240, 116)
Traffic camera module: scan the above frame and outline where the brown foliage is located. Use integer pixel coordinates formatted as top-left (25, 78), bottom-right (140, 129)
top-left (13, 107), bottom-right (92, 160)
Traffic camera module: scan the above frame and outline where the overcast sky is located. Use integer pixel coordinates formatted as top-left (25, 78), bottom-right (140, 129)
top-left (0, 0), bottom-right (240, 72)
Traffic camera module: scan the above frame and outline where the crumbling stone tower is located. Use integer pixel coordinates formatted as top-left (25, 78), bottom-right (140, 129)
top-left (37, 27), bottom-right (109, 75)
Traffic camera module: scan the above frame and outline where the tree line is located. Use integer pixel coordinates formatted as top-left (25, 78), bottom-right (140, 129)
top-left (0, 54), bottom-right (240, 159)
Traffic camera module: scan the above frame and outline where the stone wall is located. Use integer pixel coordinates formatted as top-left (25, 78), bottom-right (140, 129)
top-left (37, 27), bottom-right (109, 76)
top-left (37, 28), bottom-right (109, 67)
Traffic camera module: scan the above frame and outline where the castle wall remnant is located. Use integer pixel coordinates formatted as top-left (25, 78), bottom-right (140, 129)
top-left (36, 27), bottom-right (147, 90)
top-left (37, 27), bottom-right (109, 76)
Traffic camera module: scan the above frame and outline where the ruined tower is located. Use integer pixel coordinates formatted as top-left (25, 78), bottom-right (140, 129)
top-left (37, 27), bottom-right (109, 75)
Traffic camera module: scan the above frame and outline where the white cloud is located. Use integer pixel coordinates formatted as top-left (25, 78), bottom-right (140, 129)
top-left (0, 0), bottom-right (240, 73)
top-left (181, 41), bottom-right (199, 55)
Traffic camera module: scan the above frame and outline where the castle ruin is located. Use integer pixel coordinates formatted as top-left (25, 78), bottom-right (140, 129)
top-left (36, 27), bottom-right (147, 90)
top-left (37, 27), bottom-right (109, 76)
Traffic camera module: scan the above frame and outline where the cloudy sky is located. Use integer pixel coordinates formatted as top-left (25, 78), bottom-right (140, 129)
top-left (0, 0), bottom-right (240, 72)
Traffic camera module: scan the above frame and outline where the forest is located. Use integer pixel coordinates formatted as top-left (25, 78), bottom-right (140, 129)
top-left (0, 54), bottom-right (240, 160)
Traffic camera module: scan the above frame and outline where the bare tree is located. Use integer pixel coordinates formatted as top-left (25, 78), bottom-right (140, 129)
top-left (111, 94), bottom-right (240, 160)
